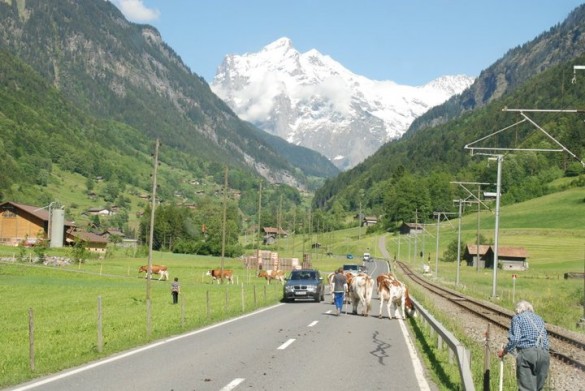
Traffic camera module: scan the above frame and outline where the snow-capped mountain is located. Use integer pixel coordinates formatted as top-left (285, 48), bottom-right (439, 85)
top-left (211, 37), bottom-right (474, 170)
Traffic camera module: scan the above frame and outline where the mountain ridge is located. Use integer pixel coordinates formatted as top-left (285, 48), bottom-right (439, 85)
top-left (0, 0), bottom-right (338, 190)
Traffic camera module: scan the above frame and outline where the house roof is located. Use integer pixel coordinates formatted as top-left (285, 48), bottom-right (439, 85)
top-left (0, 201), bottom-right (74, 226)
top-left (466, 244), bottom-right (491, 256)
top-left (263, 227), bottom-right (287, 235)
top-left (1, 201), bottom-right (49, 221)
top-left (101, 227), bottom-right (124, 237)
top-left (67, 228), bottom-right (108, 244)
top-left (498, 247), bottom-right (528, 258)
top-left (465, 244), bottom-right (528, 258)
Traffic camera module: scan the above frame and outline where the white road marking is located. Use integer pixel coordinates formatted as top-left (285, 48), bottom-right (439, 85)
top-left (220, 378), bottom-right (245, 391)
top-left (398, 318), bottom-right (432, 391)
top-left (308, 320), bottom-right (318, 327)
top-left (277, 338), bottom-right (295, 350)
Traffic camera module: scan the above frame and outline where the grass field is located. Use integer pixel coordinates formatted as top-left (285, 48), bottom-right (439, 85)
top-left (0, 251), bottom-right (283, 387)
top-left (0, 187), bottom-right (583, 388)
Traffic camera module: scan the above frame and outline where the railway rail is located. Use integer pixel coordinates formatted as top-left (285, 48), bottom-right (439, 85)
top-left (395, 261), bottom-right (585, 373)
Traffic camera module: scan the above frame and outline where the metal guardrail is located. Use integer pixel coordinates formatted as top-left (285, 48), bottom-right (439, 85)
top-left (411, 296), bottom-right (476, 391)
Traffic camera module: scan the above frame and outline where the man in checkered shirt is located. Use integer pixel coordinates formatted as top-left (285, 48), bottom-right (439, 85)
top-left (498, 300), bottom-right (550, 391)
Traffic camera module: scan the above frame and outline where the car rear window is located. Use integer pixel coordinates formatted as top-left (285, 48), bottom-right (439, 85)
top-left (343, 264), bottom-right (359, 271)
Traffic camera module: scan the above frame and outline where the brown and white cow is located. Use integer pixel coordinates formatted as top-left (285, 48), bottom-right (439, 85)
top-left (349, 272), bottom-right (374, 316)
top-left (138, 264), bottom-right (169, 281)
top-left (257, 269), bottom-right (285, 285)
top-left (377, 275), bottom-right (415, 319)
top-left (206, 269), bottom-right (234, 284)
top-left (327, 272), bottom-right (336, 304)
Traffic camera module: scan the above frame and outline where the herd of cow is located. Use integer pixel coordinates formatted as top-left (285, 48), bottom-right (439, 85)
top-left (137, 264), bottom-right (414, 319)
top-left (327, 271), bottom-right (415, 319)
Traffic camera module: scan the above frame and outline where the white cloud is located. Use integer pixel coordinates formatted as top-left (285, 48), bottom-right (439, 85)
top-left (111, 0), bottom-right (160, 22)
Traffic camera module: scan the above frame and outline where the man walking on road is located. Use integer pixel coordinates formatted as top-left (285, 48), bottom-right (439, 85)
top-left (332, 267), bottom-right (347, 316)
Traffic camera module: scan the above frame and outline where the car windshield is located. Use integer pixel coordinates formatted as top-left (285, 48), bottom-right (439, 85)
top-left (291, 271), bottom-right (316, 280)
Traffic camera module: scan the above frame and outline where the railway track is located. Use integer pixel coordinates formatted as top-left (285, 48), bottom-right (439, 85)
top-left (395, 261), bottom-right (585, 373)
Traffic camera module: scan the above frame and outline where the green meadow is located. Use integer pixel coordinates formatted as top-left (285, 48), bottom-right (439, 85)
top-left (0, 187), bottom-right (583, 388)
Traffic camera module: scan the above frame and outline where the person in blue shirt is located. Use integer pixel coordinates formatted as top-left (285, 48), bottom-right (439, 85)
top-left (498, 300), bottom-right (550, 391)
top-left (332, 268), bottom-right (348, 316)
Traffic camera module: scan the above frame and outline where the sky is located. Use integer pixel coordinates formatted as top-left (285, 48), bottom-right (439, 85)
top-left (110, 0), bottom-right (584, 86)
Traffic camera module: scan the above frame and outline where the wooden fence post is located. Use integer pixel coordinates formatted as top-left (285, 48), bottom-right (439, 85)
top-left (97, 296), bottom-right (103, 353)
top-left (206, 290), bottom-right (210, 320)
top-left (28, 308), bottom-right (35, 371)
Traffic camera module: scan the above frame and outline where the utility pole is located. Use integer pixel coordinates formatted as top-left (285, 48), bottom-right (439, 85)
top-left (221, 166), bottom-right (228, 283)
top-left (146, 138), bottom-right (159, 337)
top-left (433, 211), bottom-right (456, 279)
top-left (256, 181), bottom-right (262, 271)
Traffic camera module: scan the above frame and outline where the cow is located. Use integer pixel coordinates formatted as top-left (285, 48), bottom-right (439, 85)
top-left (376, 273), bottom-right (396, 290)
top-left (349, 272), bottom-right (374, 316)
top-left (206, 269), bottom-right (234, 284)
top-left (138, 264), bottom-right (169, 281)
top-left (377, 276), bottom-right (415, 319)
top-left (327, 272), bottom-right (336, 304)
top-left (257, 269), bottom-right (285, 285)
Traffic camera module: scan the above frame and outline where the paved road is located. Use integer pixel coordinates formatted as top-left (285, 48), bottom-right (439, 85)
top-left (8, 254), bottom-right (437, 391)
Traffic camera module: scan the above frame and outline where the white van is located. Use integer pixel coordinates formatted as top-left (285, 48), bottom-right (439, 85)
top-left (363, 252), bottom-right (371, 262)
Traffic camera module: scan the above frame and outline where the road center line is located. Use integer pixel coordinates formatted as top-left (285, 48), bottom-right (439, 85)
top-left (277, 338), bottom-right (295, 350)
top-left (220, 378), bottom-right (245, 391)
top-left (308, 320), bottom-right (318, 327)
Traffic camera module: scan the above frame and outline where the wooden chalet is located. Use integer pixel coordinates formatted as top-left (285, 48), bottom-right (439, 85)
top-left (467, 244), bottom-right (529, 271)
top-left (463, 244), bottom-right (492, 268)
top-left (362, 216), bottom-right (378, 226)
top-left (66, 228), bottom-right (109, 254)
top-left (0, 201), bottom-right (68, 246)
top-left (262, 227), bottom-right (288, 238)
top-left (494, 247), bottom-right (529, 271)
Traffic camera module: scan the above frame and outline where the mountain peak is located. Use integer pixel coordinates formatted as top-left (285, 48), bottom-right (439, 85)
top-left (263, 37), bottom-right (294, 52)
top-left (212, 39), bottom-right (473, 170)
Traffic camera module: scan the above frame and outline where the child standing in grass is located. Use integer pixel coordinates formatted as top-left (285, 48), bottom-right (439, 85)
top-left (171, 277), bottom-right (180, 304)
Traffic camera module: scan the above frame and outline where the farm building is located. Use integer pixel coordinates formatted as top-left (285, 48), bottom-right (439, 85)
top-left (464, 244), bottom-right (492, 268)
top-left (464, 243), bottom-right (528, 271)
top-left (0, 201), bottom-right (109, 253)
top-left (66, 228), bottom-right (109, 254)
top-left (493, 247), bottom-right (529, 271)
top-left (362, 216), bottom-right (378, 226)
top-left (399, 222), bottom-right (424, 235)
top-left (0, 201), bottom-right (70, 247)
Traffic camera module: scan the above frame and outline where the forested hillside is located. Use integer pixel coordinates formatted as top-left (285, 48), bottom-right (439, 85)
top-left (408, 4), bottom-right (585, 134)
top-left (313, 54), bottom-right (585, 229)
top-left (0, 0), bottom-right (338, 191)
top-left (0, 0), bottom-right (343, 254)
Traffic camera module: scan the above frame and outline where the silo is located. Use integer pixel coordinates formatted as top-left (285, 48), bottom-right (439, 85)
top-left (50, 207), bottom-right (65, 248)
